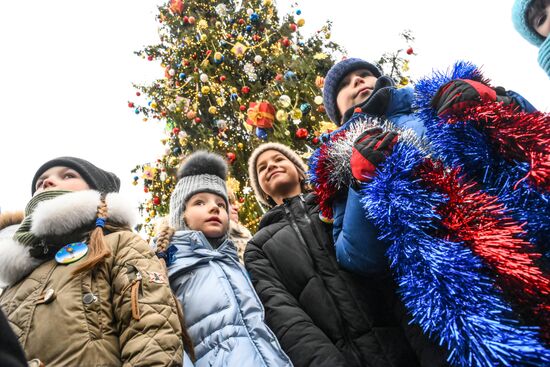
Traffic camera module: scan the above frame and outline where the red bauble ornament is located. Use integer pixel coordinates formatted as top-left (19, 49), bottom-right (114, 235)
top-left (219, 75), bottom-right (226, 82)
top-left (281, 37), bottom-right (291, 47)
top-left (194, 117), bottom-right (202, 123)
top-left (239, 197), bottom-right (245, 203)
top-left (136, 91), bottom-right (141, 96)
top-left (241, 86), bottom-right (250, 94)
top-left (274, 73), bottom-right (283, 83)
top-left (226, 152), bottom-right (236, 164)
top-left (147, 55), bottom-right (154, 61)
top-left (172, 127), bottom-right (180, 135)
top-left (183, 16), bottom-right (189, 23)
top-left (289, 23), bottom-right (297, 32)
top-left (296, 128), bottom-right (308, 139)
top-left (406, 47), bottom-right (414, 55)
top-left (312, 137), bottom-right (320, 144)
top-left (153, 196), bottom-right (161, 205)
top-left (354, 107), bottom-right (362, 113)
top-left (144, 187), bottom-right (149, 193)
top-left (161, 111), bottom-right (167, 117)
top-left (252, 34), bottom-right (261, 42)
top-left (128, 102), bottom-right (134, 108)
top-left (238, 18), bottom-right (245, 25)
top-left (239, 105), bottom-right (246, 111)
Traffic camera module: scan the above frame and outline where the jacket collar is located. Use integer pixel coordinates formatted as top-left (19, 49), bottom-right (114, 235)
top-left (0, 190), bottom-right (139, 287)
top-left (258, 193), bottom-right (318, 229)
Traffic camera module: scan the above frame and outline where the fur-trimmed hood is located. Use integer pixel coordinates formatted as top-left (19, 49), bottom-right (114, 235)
top-left (0, 190), bottom-right (139, 287)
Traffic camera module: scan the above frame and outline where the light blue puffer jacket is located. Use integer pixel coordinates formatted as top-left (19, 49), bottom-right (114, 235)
top-left (162, 230), bottom-right (292, 367)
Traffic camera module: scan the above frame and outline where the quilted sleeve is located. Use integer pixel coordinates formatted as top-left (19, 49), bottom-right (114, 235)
top-left (110, 231), bottom-right (184, 367)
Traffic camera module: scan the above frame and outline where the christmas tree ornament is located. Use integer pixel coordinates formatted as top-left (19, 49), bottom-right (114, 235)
top-left (254, 55), bottom-right (263, 64)
top-left (256, 127), bottom-right (268, 140)
top-left (284, 70), bottom-right (296, 80)
top-left (208, 106), bottom-right (218, 114)
top-left (231, 42), bottom-right (248, 58)
top-left (314, 95), bottom-right (323, 105)
top-left (300, 102), bottom-right (312, 114)
top-left (281, 37), bottom-right (291, 47)
top-left (227, 152), bottom-right (237, 164)
top-left (276, 109), bottom-right (288, 122)
top-left (247, 101), bottom-right (275, 128)
top-left (215, 4), bottom-right (227, 16)
top-left (169, 0), bottom-right (184, 15)
top-left (213, 52), bottom-right (225, 64)
top-left (278, 94), bottom-right (291, 107)
top-left (291, 108), bottom-right (303, 120)
top-left (201, 86), bottom-right (211, 94)
top-left (241, 86), bottom-right (250, 94)
top-left (297, 18), bottom-right (305, 27)
top-left (216, 120), bottom-right (228, 130)
top-left (200, 73), bottom-right (209, 82)
top-left (295, 128), bottom-right (308, 139)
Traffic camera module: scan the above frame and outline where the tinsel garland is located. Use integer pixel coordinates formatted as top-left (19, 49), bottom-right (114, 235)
top-left (361, 142), bottom-right (550, 366)
top-left (416, 160), bottom-right (550, 343)
top-left (309, 113), bottom-right (550, 365)
top-left (308, 114), bottom-right (426, 219)
top-left (446, 102), bottom-right (550, 191)
top-left (414, 61), bottom-right (550, 270)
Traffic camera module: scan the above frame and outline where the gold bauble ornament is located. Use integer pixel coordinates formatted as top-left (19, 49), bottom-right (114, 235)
top-left (238, 143), bottom-right (244, 149)
top-left (297, 18), bottom-right (305, 27)
top-left (150, 102), bottom-right (158, 109)
top-left (276, 109), bottom-right (288, 122)
top-left (208, 106), bottom-right (218, 114)
top-left (201, 86), bottom-right (211, 94)
top-left (291, 108), bottom-right (303, 120)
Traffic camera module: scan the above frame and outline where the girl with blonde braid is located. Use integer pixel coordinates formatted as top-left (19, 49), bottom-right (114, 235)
top-left (0, 156), bottom-right (191, 367)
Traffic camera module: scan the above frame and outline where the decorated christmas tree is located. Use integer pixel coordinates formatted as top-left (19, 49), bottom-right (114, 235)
top-left (130, 0), bottom-right (415, 234)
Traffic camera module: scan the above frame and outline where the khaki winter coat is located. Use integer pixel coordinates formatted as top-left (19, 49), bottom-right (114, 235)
top-left (0, 191), bottom-right (184, 367)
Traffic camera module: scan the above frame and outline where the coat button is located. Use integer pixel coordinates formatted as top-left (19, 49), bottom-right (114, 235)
top-left (82, 293), bottom-right (97, 305)
top-left (43, 288), bottom-right (55, 304)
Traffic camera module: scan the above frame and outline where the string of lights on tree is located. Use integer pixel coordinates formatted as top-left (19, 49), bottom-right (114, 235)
top-left (129, 0), bottom-right (415, 234)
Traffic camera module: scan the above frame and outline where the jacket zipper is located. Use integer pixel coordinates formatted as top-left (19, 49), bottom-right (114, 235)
top-left (285, 196), bottom-right (364, 367)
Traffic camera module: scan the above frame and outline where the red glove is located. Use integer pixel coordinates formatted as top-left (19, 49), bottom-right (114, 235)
top-left (431, 79), bottom-right (514, 117)
top-left (351, 127), bottom-right (399, 183)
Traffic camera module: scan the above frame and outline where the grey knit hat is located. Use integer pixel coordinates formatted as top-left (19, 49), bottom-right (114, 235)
top-left (169, 151), bottom-right (229, 230)
top-left (323, 58), bottom-right (382, 125)
top-left (31, 156), bottom-right (120, 195)
top-left (248, 142), bottom-right (308, 207)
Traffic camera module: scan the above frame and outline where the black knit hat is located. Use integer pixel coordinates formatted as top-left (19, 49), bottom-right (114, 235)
top-left (323, 58), bottom-right (382, 125)
top-left (31, 157), bottom-right (121, 195)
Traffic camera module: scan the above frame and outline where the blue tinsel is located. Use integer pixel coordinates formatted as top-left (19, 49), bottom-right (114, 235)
top-left (414, 61), bottom-right (550, 269)
top-left (361, 141), bottom-right (550, 367)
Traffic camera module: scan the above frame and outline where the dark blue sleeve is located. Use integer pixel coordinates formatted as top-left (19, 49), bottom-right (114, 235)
top-left (333, 186), bottom-right (389, 275)
top-left (507, 90), bottom-right (537, 113)
top-left (385, 87), bottom-right (426, 138)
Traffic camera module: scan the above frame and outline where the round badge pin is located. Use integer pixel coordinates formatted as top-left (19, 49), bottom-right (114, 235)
top-left (55, 242), bottom-right (88, 265)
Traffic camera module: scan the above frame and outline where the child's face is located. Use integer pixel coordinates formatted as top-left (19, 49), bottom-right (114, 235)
top-left (184, 192), bottom-right (229, 238)
top-left (336, 69), bottom-right (378, 122)
top-left (33, 166), bottom-right (90, 195)
top-left (229, 200), bottom-right (240, 223)
top-left (256, 150), bottom-right (302, 204)
top-left (532, 3), bottom-right (550, 37)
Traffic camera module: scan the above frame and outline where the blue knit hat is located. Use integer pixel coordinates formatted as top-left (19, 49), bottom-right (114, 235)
top-left (512, 0), bottom-right (545, 46)
top-left (538, 36), bottom-right (550, 77)
top-left (323, 58), bottom-right (382, 125)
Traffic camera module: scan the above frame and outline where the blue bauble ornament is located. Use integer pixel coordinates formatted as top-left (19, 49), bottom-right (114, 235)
top-left (173, 147), bottom-right (182, 155)
top-left (284, 71), bottom-right (297, 80)
top-left (296, 10), bottom-right (302, 15)
top-left (256, 127), bottom-right (268, 140)
top-left (250, 13), bottom-right (259, 22)
top-left (300, 102), bottom-right (311, 114)
top-left (134, 108), bottom-right (140, 115)
top-left (230, 93), bottom-right (238, 101)
top-left (246, 25), bottom-right (252, 32)
top-left (179, 72), bottom-right (186, 79)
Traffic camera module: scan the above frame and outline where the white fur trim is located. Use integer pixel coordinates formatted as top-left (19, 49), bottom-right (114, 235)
top-left (31, 191), bottom-right (138, 236)
top-left (105, 193), bottom-right (140, 228)
top-left (31, 191), bottom-right (101, 237)
top-left (0, 237), bottom-right (43, 287)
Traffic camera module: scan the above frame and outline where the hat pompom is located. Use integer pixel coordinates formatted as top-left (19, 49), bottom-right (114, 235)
top-left (177, 151), bottom-right (228, 181)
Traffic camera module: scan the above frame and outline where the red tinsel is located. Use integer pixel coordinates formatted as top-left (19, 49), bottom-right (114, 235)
top-left (447, 102), bottom-right (550, 191)
top-left (417, 159), bottom-right (550, 342)
top-left (312, 131), bottom-right (348, 220)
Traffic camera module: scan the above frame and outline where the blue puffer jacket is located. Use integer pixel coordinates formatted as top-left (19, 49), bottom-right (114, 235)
top-left (332, 86), bottom-right (425, 276)
top-left (163, 231), bottom-right (292, 367)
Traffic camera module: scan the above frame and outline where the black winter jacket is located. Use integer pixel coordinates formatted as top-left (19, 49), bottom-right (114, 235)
top-left (245, 193), bottom-right (449, 367)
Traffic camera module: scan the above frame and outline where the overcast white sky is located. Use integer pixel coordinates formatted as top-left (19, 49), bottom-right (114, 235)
top-left (0, 0), bottom-right (547, 212)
